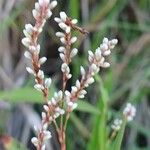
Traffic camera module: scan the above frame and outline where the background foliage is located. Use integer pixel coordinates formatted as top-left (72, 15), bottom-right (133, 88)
top-left (0, 0), bottom-right (150, 150)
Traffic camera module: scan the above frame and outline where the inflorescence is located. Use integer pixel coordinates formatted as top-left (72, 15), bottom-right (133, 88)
top-left (22, 0), bottom-right (136, 150)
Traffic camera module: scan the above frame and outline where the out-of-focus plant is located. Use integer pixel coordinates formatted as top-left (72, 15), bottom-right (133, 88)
top-left (21, 0), bottom-right (136, 150)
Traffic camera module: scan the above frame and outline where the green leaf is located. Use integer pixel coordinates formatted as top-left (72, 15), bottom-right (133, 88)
top-left (69, 0), bottom-right (79, 19)
top-left (87, 75), bottom-right (109, 150)
top-left (0, 87), bottom-right (54, 103)
top-left (77, 100), bottom-right (100, 115)
top-left (112, 117), bottom-right (127, 150)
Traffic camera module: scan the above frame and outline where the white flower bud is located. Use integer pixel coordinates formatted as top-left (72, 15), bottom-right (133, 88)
top-left (26, 67), bottom-right (34, 75)
top-left (70, 37), bottom-right (77, 43)
top-left (60, 11), bottom-right (67, 22)
top-left (45, 78), bottom-right (52, 88)
top-left (80, 66), bottom-right (85, 76)
top-left (54, 17), bottom-right (62, 23)
top-left (60, 53), bottom-right (65, 62)
top-left (60, 37), bottom-right (66, 44)
top-left (102, 62), bottom-right (110, 68)
top-left (70, 48), bottom-right (78, 58)
top-left (22, 38), bottom-right (31, 47)
top-left (71, 19), bottom-right (78, 24)
top-left (50, 1), bottom-right (58, 9)
top-left (34, 84), bottom-right (44, 91)
top-left (43, 130), bottom-right (52, 141)
top-left (31, 137), bottom-right (38, 146)
top-left (37, 70), bottom-right (44, 79)
top-left (103, 37), bottom-right (109, 44)
top-left (24, 51), bottom-right (32, 59)
top-left (58, 46), bottom-right (65, 52)
top-left (39, 57), bottom-right (47, 65)
top-left (56, 32), bottom-right (65, 37)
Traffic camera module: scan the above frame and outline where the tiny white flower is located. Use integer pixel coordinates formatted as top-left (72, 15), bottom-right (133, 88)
top-left (123, 103), bottom-right (136, 121)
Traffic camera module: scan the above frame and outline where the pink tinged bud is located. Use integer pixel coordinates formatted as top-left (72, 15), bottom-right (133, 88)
top-left (31, 137), bottom-right (38, 146)
top-left (70, 37), bottom-right (77, 43)
top-left (45, 78), bottom-right (52, 88)
top-left (102, 62), bottom-right (110, 68)
top-left (103, 37), bottom-right (109, 44)
top-left (56, 32), bottom-right (65, 37)
top-left (32, 9), bottom-right (39, 19)
top-left (39, 57), bottom-right (47, 65)
top-left (22, 38), bottom-right (31, 48)
top-left (71, 19), bottom-right (78, 24)
top-left (24, 51), bottom-right (31, 59)
top-left (100, 43), bottom-right (108, 51)
top-left (58, 46), bottom-right (65, 52)
top-left (60, 11), bottom-right (67, 22)
top-left (37, 70), bottom-right (44, 79)
top-left (70, 48), bottom-right (78, 58)
top-left (71, 86), bottom-right (78, 93)
top-left (50, 1), bottom-right (58, 9)
top-left (54, 17), bottom-right (62, 23)
top-left (103, 50), bottom-right (111, 56)
top-left (26, 67), bottom-right (34, 75)
top-left (39, 0), bottom-right (50, 6)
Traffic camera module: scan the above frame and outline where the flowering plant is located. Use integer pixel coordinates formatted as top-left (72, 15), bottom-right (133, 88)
top-left (22, 0), bottom-right (136, 150)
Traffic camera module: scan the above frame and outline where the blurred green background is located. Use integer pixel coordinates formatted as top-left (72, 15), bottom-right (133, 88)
top-left (0, 0), bottom-right (150, 150)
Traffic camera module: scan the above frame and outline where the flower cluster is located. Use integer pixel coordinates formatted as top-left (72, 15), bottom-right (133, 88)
top-left (123, 103), bottom-right (136, 121)
top-left (22, 1), bottom-right (120, 150)
top-left (111, 119), bottom-right (122, 131)
top-left (63, 38), bottom-right (118, 112)
top-left (22, 0), bottom-right (58, 149)
top-left (55, 12), bottom-right (78, 83)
